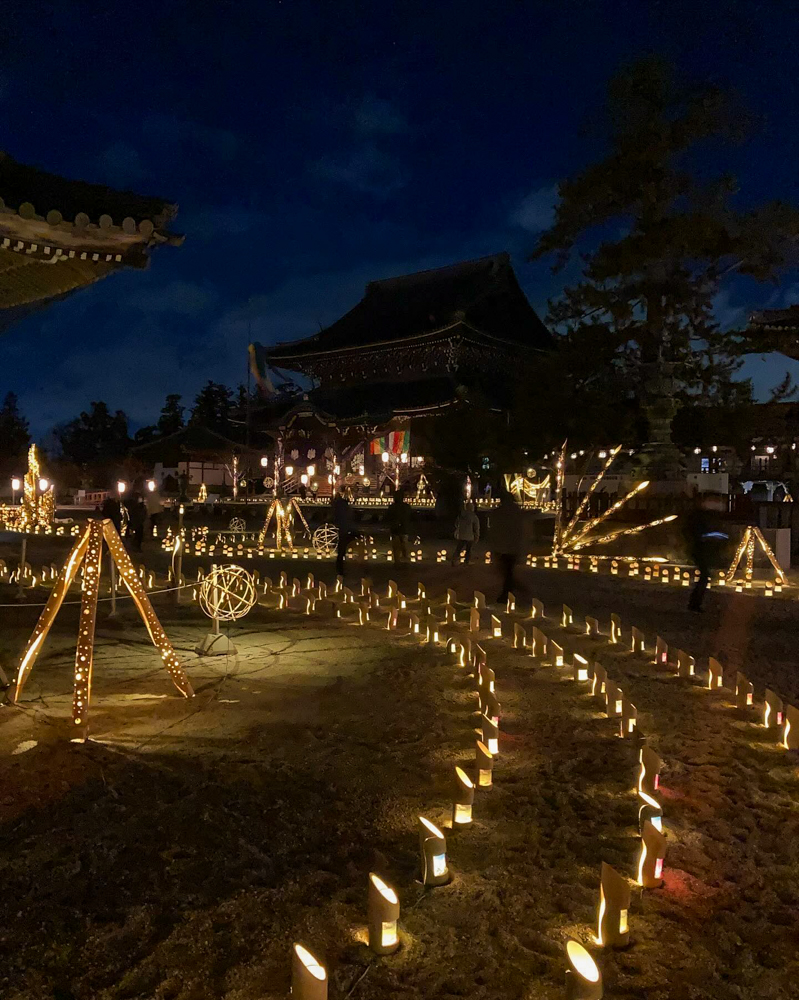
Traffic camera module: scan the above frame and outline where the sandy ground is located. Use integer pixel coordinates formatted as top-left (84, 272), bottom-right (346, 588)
top-left (1, 552), bottom-right (799, 1000)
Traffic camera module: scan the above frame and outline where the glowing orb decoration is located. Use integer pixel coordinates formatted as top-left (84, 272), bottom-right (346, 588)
top-left (199, 565), bottom-right (257, 622)
top-left (228, 516), bottom-right (246, 532)
top-left (312, 523), bottom-right (339, 557)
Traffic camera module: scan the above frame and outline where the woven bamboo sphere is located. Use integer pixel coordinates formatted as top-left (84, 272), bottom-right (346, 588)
top-left (199, 565), bottom-right (257, 621)
top-left (228, 516), bottom-right (246, 532)
top-left (312, 523), bottom-right (339, 557)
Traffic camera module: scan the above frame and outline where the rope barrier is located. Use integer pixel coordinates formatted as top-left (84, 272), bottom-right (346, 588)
top-left (0, 582), bottom-right (191, 609)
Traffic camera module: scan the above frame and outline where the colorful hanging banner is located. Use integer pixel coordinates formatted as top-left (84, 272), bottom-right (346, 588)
top-left (369, 430), bottom-right (409, 455)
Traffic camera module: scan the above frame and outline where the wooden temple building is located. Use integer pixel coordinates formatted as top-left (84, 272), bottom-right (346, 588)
top-left (0, 151), bottom-right (182, 331)
top-left (250, 253), bottom-right (551, 493)
top-left (746, 306), bottom-right (799, 361)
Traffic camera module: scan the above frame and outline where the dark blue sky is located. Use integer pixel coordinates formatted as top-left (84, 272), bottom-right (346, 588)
top-left (4, 0), bottom-right (799, 435)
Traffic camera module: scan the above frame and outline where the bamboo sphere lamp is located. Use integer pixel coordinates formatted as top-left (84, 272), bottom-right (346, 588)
top-left (764, 688), bottom-right (784, 729)
top-left (637, 745), bottom-right (662, 797)
top-left (418, 816), bottom-right (449, 886)
top-left (452, 766), bottom-right (475, 827)
top-left (292, 943), bottom-right (328, 1000)
top-left (637, 819), bottom-right (667, 888)
top-left (596, 861), bottom-right (630, 948)
top-left (368, 872), bottom-right (400, 954)
top-left (565, 939), bottom-right (603, 1000)
top-left (475, 739), bottom-right (494, 788)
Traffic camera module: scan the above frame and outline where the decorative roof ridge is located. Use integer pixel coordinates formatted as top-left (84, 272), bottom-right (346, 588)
top-left (365, 251), bottom-right (510, 293)
top-left (749, 304), bottom-right (799, 324)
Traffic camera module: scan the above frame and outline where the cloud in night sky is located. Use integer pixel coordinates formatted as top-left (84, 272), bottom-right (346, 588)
top-left (510, 184), bottom-right (559, 233)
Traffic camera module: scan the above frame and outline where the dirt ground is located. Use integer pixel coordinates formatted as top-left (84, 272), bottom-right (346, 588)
top-left (1, 549), bottom-right (799, 1000)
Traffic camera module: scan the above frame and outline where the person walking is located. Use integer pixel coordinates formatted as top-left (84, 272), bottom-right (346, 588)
top-left (146, 483), bottom-right (163, 537)
top-left (100, 492), bottom-right (123, 534)
top-left (387, 489), bottom-right (411, 563)
top-left (127, 490), bottom-right (147, 552)
top-left (451, 501), bottom-right (480, 565)
top-left (684, 494), bottom-right (727, 612)
top-left (490, 489), bottom-right (523, 603)
top-left (331, 492), bottom-right (356, 577)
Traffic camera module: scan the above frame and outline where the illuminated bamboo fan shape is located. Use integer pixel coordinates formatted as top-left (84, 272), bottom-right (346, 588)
top-left (725, 525), bottom-right (788, 586)
top-left (551, 440), bottom-right (677, 556)
top-left (198, 565), bottom-right (257, 621)
top-left (565, 939), bottom-right (603, 1000)
top-left (12, 519), bottom-right (193, 739)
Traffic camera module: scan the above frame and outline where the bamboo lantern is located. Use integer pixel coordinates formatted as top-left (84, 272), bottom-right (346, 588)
top-left (637, 745), bottom-right (662, 797)
top-left (475, 739), bottom-right (494, 788)
top-left (462, 635), bottom-right (473, 666)
top-left (531, 597), bottom-right (544, 618)
top-left (585, 616), bottom-right (599, 637)
top-left (764, 688), bottom-right (784, 729)
top-left (482, 712), bottom-right (499, 755)
top-left (782, 703), bottom-right (799, 749)
top-left (620, 697), bottom-right (638, 737)
top-left (676, 649), bottom-right (695, 678)
top-left (386, 608), bottom-right (399, 630)
top-left (637, 790), bottom-right (663, 833)
top-left (655, 636), bottom-right (668, 666)
top-left (292, 943), bottom-right (328, 1000)
top-left (368, 873), bottom-right (400, 954)
top-left (408, 611), bottom-right (420, 634)
top-left (562, 604), bottom-right (573, 628)
top-left (596, 861), bottom-right (630, 948)
top-left (605, 679), bottom-right (623, 718)
top-left (707, 656), bottom-right (724, 689)
top-left (565, 939), bottom-right (603, 1000)
top-left (506, 592), bottom-right (516, 613)
top-left (474, 590), bottom-right (486, 609)
top-left (549, 640), bottom-right (564, 667)
top-left (531, 626), bottom-right (547, 659)
top-left (292, 576), bottom-right (302, 596)
top-left (491, 614), bottom-right (502, 638)
top-left (610, 613), bottom-right (621, 644)
top-left (445, 587), bottom-right (456, 605)
top-left (735, 672), bottom-right (754, 710)
top-left (637, 819), bottom-right (667, 888)
top-left (513, 622), bottom-right (527, 648)
top-left (592, 663), bottom-right (607, 699)
top-left (418, 816), bottom-right (449, 885)
top-left (483, 690), bottom-right (501, 726)
top-left (573, 653), bottom-right (590, 682)
top-left (630, 626), bottom-right (645, 653)
top-left (452, 766), bottom-right (475, 827)
top-left (469, 608), bottom-right (480, 633)
top-left (417, 582), bottom-right (426, 600)
top-left (445, 604), bottom-right (456, 625)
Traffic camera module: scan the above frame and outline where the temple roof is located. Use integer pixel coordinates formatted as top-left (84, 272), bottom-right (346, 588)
top-left (263, 253), bottom-right (551, 366)
top-left (748, 305), bottom-right (799, 332)
top-left (0, 152), bottom-right (182, 326)
top-left (130, 425), bottom-right (269, 466)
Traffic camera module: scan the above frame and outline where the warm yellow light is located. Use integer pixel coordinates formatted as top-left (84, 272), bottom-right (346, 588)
top-left (419, 816), bottom-right (444, 839)
top-left (285, 465), bottom-right (294, 476)
top-left (294, 944), bottom-right (326, 981)
top-left (147, 479), bottom-right (156, 492)
top-left (11, 477), bottom-right (20, 491)
top-left (39, 478), bottom-right (50, 492)
top-left (260, 456), bottom-right (268, 467)
top-left (300, 474), bottom-right (309, 485)
top-left (369, 872), bottom-right (398, 905)
top-left (117, 480), bottom-right (126, 494)
top-left (566, 940), bottom-right (600, 982)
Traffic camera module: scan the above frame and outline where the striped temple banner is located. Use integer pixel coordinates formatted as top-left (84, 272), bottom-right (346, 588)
top-left (369, 430), bottom-right (408, 455)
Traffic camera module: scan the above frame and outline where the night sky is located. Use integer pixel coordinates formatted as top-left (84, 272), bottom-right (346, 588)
top-left (4, 0), bottom-right (799, 436)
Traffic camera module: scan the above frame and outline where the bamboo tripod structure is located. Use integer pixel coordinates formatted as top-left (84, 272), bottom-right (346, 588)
top-left (12, 518), bottom-right (194, 740)
top-left (725, 525), bottom-right (787, 586)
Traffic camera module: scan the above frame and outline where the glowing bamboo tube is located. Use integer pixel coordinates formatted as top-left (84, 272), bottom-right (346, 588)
top-left (604, 678), bottom-right (623, 718)
top-left (596, 861), bottom-right (630, 949)
top-left (452, 766), bottom-right (475, 827)
top-left (637, 790), bottom-right (663, 833)
top-left (368, 872), bottom-right (400, 954)
top-left (531, 597), bottom-right (544, 618)
top-left (676, 649), bottom-right (695, 678)
top-left (552, 440), bottom-right (567, 553)
top-left (531, 626), bottom-right (547, 659)
top-left (610, 614), bottom-right (621, 644)
top-left (620, 697), bottom-right (638, 738)
top-left (733, 672), bottom-right (753, 710)
top-left (569, 514), bottom-right (678, 552)
top-left (764, 688), bottom-right (784, 729)
top-left (292, 943), bottom-right (327, 1000)
top-left (637, 746), bottom-right (662, 797)
top-left (481, 713), bottom-right (499, 755)
top-left (475, 739), bottom-right (494, 788)
top-left (474, 590), bottom-right (486, 609)
top-left (469, 608), bottom-right (480, 633)
top-left (445, 587), bottom-right (456, 605)
top-left (562, 604), bottom-right (573, 628)
top-left (561, 445), bottom-right (622, 547)
top-left (630, 626), bottom-right (644, 653)
top-left (506, 592), bottom-right (516, 613)
top-left (567, 480), bottom-right (650, 549)
top-left (637, 819), bottom-right (667, 888)
top-left (585, 616), bottom-right (599, 637)
top-left (491, 614), bottom-right (502, 638)
top-left (655, 636), bottom-right (668, 667)
top-left (418, 816), bottom-right (449, 885)
top-left (564, 939), bottom-right (603, 1000)
top-left (592, 663), bottom-right (607, 699)
top-left (706, 656), bottom-right (724, 689)
top-left (572, 653), bottom-right (590, 682)
top-left (782, 703), bottom-right (799, 749)
top-left (513, 622), bottom-right (527, 648)
top-left (549, 640), bottom-right (564, 667)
